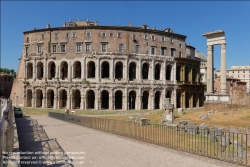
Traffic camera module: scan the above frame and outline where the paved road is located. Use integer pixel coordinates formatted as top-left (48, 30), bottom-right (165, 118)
top-left (16, 115), bottom-right (241, 167)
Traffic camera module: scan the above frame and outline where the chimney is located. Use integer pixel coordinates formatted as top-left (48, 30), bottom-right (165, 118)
top-left (46, 24), bottom-right (50, 28)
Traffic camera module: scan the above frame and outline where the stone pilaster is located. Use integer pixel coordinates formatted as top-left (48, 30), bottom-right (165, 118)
top-left (220, 43), bottom-right (227, 94)
top-left (151, 60), bottom-right (155, 80)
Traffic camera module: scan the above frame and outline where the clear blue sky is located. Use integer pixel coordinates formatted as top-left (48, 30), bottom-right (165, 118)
top-left (1, 1), bottom-right (250, 72)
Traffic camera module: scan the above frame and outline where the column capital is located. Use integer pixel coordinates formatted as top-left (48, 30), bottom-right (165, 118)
top-left (221, 43), bottom-right (226, 50)
top-left (207, 45), bottom-right (213, 51)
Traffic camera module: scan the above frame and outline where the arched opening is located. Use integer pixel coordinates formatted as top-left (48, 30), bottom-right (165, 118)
top-left (192, 68), bottom-right (197, 82)
top-left (87, 61), bottom-right (95, 78)
top-left (185, 92), bottom-right (190, 108)
top-left (193, 92), bottom-right (198, 108)
top-left (185, 67), bottom-right (189, 82)
top-left (199, 92), bottom-right (204, 107)
top-left (48, 61), bottom-right (56, 79)
top-left (59, 89), bottom-right (67, 108)
top-left (129, 91), bottom-right (136, 110)
top-left (86, 90), bottom-right (95, 109)
top-left (73, 89), bottom-right (81, 109)
top-left (60, 61), bottom-right (68, 79)
top-left (176, 92), bottom-right (181, 108)
top-left (142, 63), bottom-right (149, 79)
top-left (27, 63), bottom-right (33, 79)
top-left (73, 61), bottom-right (81, 78)
top-left (176, 66), bottom-right (181, 81)
top-left (115, 62), bottom-right (123, 79)
top-left (115, 91), bottom-right (122, 110)
top-left (142, 91), bottom-right (149, 109)
top-left (166, 65), bottom-right (172, 80)
top-left (166, 90), bottom-right (171, 99)
top-left (101, 61), bottom-right (109, 78)
top-left (101, 90), bottom-right (109, 109)
top-left (155, 91), bottom-right (160, 109)
top-left (37, 62), bottom-right (44, 79)
top-left (36, 89), bottom-right (43, 108)
top-left (155, 64), bottom-right (161, 80)
top-left (129, 62), bottom-right (136, 81)
top-left (47, 89), bottom-right (54, 108)
top-left (27, 89), bottom-right (32, 107)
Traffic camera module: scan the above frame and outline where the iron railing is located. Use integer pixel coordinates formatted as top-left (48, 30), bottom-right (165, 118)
top-left (48, 112), bottom-right (250, 166)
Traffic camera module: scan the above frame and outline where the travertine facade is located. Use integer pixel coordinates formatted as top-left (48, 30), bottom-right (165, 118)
top-left (10, 19), bottom-right (204, 110)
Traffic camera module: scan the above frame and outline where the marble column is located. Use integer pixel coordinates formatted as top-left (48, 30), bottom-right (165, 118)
top-left (220, 43), bottom-right (227, 94)
top-left (206, 45), bottom-right (214, 93)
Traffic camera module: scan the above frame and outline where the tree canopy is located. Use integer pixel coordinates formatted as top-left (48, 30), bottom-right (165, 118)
top-left (0, 68), bottom-right (16, 77)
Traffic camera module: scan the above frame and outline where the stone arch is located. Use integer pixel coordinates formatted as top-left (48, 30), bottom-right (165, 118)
top-left (142, 62), bottom-right (149, 79)
top-left (86, 90), bottom-right (95, 109)
top-left (176, 66), bottom-right (181, 81)
top-left (73, 61), bottom-right (81, 78)
top-left (72, 89), bottom-right (81, 109)
top-left (101, 90), bottom-right (109, 109)
top-left (101, 61), bottom-right (109, 78)
top-left (166, 64), bottom-right (172, 80)
top-left (37, 62), bottom-right (44, 79)
top-left (129, 62), bottom-right (136, 81)
top-left (129, 90), bottom-right (136, 110)
top-left (115, 90), bottom-right (123, 110)
top-left (155, 63), bottom-right (161, 80)
top-left (87, 61), bottom-right (95, 78)
top-left (60, 61), bottom-right (68, 79)
top-left (142, 91), bottom-right (149, 109)
top-left (154, 91), bottom-right (161, 109)
top-left (176, 92), bottom-right (181, 108)
top-left (59, 89), bottom-right (67, 108)
top-left (48, 61), bottom-right (56, 79)
top-left (115, 61), bottom-right (123, 79)
top-left (27, 62), bottom-right (33, 79)
top-left (36, 89), bottom-right (43, 107)
top-left (193, 92), bottom-right (198, 108)
top-left (27, 89), bottom-right (32, 107)
top-left (47, 89), bottom-right (54, 108)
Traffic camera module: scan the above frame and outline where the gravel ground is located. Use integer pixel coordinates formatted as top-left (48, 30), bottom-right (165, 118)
top-left (16, 115), bottom-right (242, 167)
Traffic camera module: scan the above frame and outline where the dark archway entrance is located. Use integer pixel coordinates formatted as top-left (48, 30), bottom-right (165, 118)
top-left (73, 90), bottom-right (81, 109)
top-left (36, 89), bottom-right (43, 107)
top-left (166, 65), bottom-right (171, 80)
top-left (101, 61), bottom-right (109, 78)
top-left (101, 90), bottom-right (109, 109)
top-left (48, 61), bottom-right (56, 79)
top-left (115, 91), bottom-right (122, 110)
top-left (129, 91), bottom-right (136, 110)
top-left (155, 91), bottom-right (160, 109)
top-left (129, 62), bottom-right (136, 81)
top-left (177, 92), bottom-right (181, 108)
top-left (87, 90), bottom-right (95, 109)
top-left (155, 64), bottom-right (161, 80)
top-left (74, 61), bottom-right (81, 78)
top-left (47, 89), bottom-right (54, 108)
top-left (60, 61), bottom-right (68, 79)
top-left (60, 90), bottom-right (67, 108)
top-left (27, 89), bottom-right (32, 107)
top-left (115, 62), bottom-right (123, 79)
top-left (27, 63), bottom-right (33, 79)
top-left (37, 62), bottom-right (44, 79)
top-left (142, 63), bottom-right (149, 79)
top-left (87, 61), bottom-right (95, 78)
top-left (142, 91), bottom-right (149, 109)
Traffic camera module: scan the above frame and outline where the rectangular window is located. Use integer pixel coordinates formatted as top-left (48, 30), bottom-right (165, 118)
top-left (86, 43), bottom-right (91, 52)
top-left (26, 47), bottom-right (29, 56)
top-left (151, 47), bottom-right (156, 55)
top-left (243, 70), bottom-right (245, 73)
top-left (117, 32), bottom-right (122, 38)
top-left (132, 34), bottom-right (136, 40)
top-left (170, 48), bottom-right (175, 57)
top-left (180, 44), bottom-right (182, 48)
top-left (119, 44), bottom-right (124, 53)
top-left (135, 45), bottom-right (140, 53)
top-left (102, 44), bottom-right (107, 52)
top-left (76, 44), bottom-right (82, 52)
top-left (66, 33), bottom-right (69, 38)
top-left (87, 32), bottom-right (91, 37)
top-left (170, 38), bottom-right (174, 43)
top-left (151, 35), bottom-right (155, 40)
top-left (144, 35), bottom-right (148, 40)
top-left (61, 44), bottom-right (65, 52)
top-left (102, 32), bottom-right (106, 37)
top-left (37, 45), bottom-right (42, 53)
top-left (179, 52), bottom-right (182, 57)
top-left (110, 32), bottom-right (114, 37)
top-left (52, 45), bottom-right (56, 53)
top-left (161, 47), bottom-right (165, 56)
top-left (162, 37), bottom-right (165, 42)
top-left (41, 34), bottom-right (45, 39)
top-left (72, 32), bottom-right (76, 38)
top-left (55, 33), bottom-right (58, 39)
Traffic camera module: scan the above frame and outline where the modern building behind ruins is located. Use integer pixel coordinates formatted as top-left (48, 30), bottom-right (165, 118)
top-left (10, 19), bottom-right (204, 110)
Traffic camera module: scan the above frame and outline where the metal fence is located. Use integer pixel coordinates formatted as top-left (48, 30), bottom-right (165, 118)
top-left (0, 99), bottom-right (14, 167)
top-left (48, 112), bottom-right (250, 166)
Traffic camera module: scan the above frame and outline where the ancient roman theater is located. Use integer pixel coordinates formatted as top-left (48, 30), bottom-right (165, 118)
top-left (11, 19), bottom-right (204, 110)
